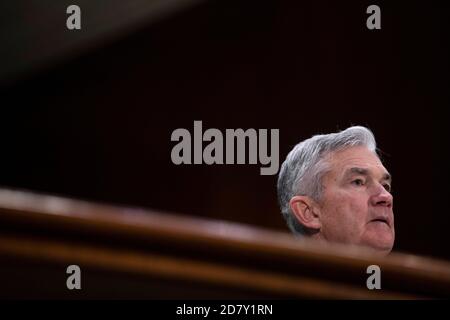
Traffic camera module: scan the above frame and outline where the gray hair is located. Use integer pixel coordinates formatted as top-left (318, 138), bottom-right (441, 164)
top-left (277, 126), bottom-right (377, 235)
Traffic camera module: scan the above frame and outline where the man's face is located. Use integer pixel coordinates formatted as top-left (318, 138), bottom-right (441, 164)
top-left (317, 146), bottom-right (395, 254)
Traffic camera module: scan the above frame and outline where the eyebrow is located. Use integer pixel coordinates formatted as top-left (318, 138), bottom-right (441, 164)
top-left (346, 167), bottom-right (392, 183)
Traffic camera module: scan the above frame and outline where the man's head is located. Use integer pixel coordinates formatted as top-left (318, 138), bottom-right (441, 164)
top-left (277, 126), bottom-right (394, 254)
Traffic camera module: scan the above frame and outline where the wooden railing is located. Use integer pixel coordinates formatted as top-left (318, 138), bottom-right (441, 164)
top-left (0, 188), bottom-right (449, 299)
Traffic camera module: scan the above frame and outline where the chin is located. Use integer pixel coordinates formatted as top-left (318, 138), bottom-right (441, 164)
top-left (373, 245), bottom-right (393, 256)
top-left (361, 230), bottom-right (395, 255)
top-left (362, 239), bottom-right (394, 256)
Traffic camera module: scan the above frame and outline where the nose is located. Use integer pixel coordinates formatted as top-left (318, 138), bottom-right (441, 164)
top-left (370, 183), bottom-right (393, 208)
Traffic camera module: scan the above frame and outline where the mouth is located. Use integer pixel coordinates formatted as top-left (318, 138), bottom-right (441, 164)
top-left (370, 216), bottom-right (391, 227)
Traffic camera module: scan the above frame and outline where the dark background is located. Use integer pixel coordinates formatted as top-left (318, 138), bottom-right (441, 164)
top-left (1, 0), bottom-right (449, 260)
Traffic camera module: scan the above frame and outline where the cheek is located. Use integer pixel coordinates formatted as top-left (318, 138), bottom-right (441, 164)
top-left (346, 194), bottom-right (369, 219)
top-left (321, 191), bottom-right (369, 237)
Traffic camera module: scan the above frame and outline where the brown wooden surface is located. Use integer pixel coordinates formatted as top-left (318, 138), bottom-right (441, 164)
top-left (0, 188), bottom-right (449, 299)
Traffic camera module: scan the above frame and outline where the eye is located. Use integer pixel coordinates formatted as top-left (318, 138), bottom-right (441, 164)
top-left (383, 183), bottom-right (392, 192)
top-left (351, 179), bottom-right (365, 186)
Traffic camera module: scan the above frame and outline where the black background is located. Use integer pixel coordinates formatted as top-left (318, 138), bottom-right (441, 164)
top-left (1, 0), bottom-right (449, 260)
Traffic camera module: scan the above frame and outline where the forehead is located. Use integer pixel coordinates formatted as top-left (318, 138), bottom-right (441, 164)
top-left (324, 146), bottom-right (388, 176)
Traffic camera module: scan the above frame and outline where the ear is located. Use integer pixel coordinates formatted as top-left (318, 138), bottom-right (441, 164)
top-left (289, 195), bottom-right (322, 231)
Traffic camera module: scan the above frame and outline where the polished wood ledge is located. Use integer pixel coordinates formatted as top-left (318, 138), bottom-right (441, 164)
top-left (0, 188), bottom-right (449, 299)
